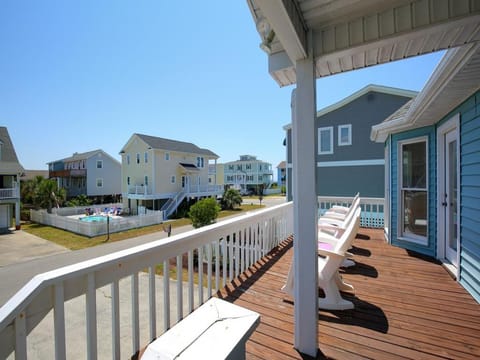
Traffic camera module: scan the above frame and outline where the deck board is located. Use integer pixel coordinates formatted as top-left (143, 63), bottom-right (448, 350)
top-left (216, 228), bottom-right (480, 359)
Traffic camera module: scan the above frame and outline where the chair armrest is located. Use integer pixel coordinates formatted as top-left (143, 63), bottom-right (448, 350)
top-left (318, 247), bottom-right (345, 259)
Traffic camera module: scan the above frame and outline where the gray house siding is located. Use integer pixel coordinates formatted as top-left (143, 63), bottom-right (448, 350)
top-left (390, 126), bottom-right (437, 257)
top-left (317, 165), bottom-right (384, 197)
top-left (316, 91), bottom-right (413, 197)
top-left (86, 154), bottom-right (121, 197)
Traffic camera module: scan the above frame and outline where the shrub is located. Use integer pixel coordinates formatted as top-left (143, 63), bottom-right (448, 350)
top-left (188, 198), bottom-right (220, 228)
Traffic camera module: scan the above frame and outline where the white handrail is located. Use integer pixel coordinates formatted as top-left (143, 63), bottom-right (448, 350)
top-left (0, 202), bottom-right (293, 359)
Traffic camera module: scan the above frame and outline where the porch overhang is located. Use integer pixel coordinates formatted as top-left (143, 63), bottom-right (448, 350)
top-left (179, 163), bottom-right (200, 173)
top-left (248, 0), bottom-right (480, 87)
top-left (371, 42), bottom-right (480, 142)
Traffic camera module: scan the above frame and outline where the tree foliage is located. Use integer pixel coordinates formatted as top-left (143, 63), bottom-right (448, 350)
top-left (66, 194), bottom-right (92, 207)
top-left (188, 197), bottom-right (220, 228)
top-left (21, 176), bottom-right (66, 213)
top-left (221, 188), bottom-right (243, 210)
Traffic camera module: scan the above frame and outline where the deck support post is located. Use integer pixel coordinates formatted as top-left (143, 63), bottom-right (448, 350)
top-left (292, 30), bottom-right (318, 356)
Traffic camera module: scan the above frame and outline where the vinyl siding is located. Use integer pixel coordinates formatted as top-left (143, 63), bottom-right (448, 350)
top-left (459, 90), bottom-right (480, 303)
top-left (391, 126), bottom-right (436, 257)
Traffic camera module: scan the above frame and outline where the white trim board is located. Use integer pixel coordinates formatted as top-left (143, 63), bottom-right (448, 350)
top-left (317, 159), bottom-right (385, 167)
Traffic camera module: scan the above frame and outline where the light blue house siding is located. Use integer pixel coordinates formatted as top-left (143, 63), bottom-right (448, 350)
top-left (390, 126), bottom-right (437, 257)
top-left (389, 90), bottom-right (480, 303)
top-left (458, 91), bottom-right (480, 303)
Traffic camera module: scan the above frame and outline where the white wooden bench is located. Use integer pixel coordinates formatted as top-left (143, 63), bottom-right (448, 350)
top-left (141, 297), bottom-right (260, 359)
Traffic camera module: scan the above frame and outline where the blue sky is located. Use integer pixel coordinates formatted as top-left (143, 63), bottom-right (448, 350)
top-left (1, 1), bottom-right (444, 176)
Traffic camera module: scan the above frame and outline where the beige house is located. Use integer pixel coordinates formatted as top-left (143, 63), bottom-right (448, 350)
top-left (120, 133), bottom-right (222, 217)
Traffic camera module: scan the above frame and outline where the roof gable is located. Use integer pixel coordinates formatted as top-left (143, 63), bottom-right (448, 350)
top-left (122, 133), bottom-right (218, 158)
top-left (48, 149), bottom-right (120, 165)
top-left (0, 127), bottom-right (24, 174)
top-left (316, 85), bottom-right (417, 118)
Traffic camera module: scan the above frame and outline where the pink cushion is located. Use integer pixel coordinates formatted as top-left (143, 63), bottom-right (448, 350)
top-left (318, 242), bottom-right (333, 251)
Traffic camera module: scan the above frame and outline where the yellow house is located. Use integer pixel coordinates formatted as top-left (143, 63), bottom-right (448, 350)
top-left (120, 133), bottom-right (222, 217)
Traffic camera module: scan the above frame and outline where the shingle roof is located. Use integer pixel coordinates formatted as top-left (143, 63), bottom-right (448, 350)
top-left (135, 134), bottom-right (218, 158)
top-left (380, 97), bottom-right (415, 124)
top-left (0, 127), bottom-right (24, 174)
top-left (48, 149), bottom-right (120, 164)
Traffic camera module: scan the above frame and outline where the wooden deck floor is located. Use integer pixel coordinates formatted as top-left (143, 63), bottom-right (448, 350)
top-left (216, 228), bottom-right (480, 359)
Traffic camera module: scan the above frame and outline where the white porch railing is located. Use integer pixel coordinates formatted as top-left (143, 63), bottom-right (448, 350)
top-left (0, 187), bottom-right (19, 200)
top-left (318, 196), bottom-right (385, 228)
top-left (0, 202), bottom-right (293, 359)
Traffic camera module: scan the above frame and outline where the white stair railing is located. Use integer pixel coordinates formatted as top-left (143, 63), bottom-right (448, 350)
top-left (0, 202), bottom-right (293, 359)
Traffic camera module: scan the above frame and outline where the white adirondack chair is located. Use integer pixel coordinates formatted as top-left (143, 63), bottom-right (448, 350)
top-left (282, 208), bottom-right (359, 310)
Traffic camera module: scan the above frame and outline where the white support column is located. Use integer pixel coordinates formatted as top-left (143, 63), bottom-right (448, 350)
top-left (292, 33), bottom-right (318, 356)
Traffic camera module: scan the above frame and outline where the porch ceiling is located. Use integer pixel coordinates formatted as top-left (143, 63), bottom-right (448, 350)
top-left (247, 0), bottom-right (480, 86)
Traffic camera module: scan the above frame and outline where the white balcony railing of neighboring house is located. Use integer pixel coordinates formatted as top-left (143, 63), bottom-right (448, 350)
top-left (128, 185), bottom-right (152, 196)
top-left (0, 187), bottom-right (20, 200)
top-left (0, 203), bottom-right (293, 359)
top-left (318, 196), bottom-right (385, 228)
top-left (184, 184), bottom-right (223, 195)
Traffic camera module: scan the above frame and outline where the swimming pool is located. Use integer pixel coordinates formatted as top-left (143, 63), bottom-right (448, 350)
top-left (80, 215), bottom-right (110, 222)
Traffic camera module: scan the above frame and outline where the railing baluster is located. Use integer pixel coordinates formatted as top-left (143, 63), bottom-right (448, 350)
top-left (246, 228), bottom-right (251, 270)
top-left (207, 244), bottom-right (212, 296)
top-left (131, 273), bottom-right (139, 354)
top-left (163, 260), bottom-right (170, 331)
top-left (176, 255), bottom-right (183, 321)
top-left (198, 247), bottom-right (204, 305)
top-left (235, 233), bottom-right (240, 278)
top-left (111, 280), bottom-right (120, 359)
top-left (228, 236), bottom-right (233, 282)
top-left (215, 241), bottom-right (220, 291)
top-left (14, 312), bottom-right (27, 360)
top-left (86, 273), bottom-right (97, 360)
top-left (148, 266), bottom-right (156, 340)
top-left (54, 283), bottom-right (66, 360)
top-left (188, 250), bottom-right (194, 313)
top-left (222, 238), bottom-right (227, 287)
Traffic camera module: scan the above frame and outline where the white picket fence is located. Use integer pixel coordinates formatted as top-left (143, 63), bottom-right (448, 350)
top-left (30, 208), bottom-right (165, 238)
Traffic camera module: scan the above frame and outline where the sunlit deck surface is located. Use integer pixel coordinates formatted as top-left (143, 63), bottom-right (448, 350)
top-left (216, 228), bottom-right (480, 359)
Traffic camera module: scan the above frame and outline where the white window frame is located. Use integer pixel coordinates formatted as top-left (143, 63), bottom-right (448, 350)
top-left (318, 126), bottom-right (334, 155)
top-left (397, 136), bottom-right (428, 246)
top-left (96, 178), bottom-right (103, 188)
top-left (165, 152), bottom-right (170, 161)
top-left (171, 175), bottom-right (176, 184)
top-left (96, 160), bottom-right (103, 169)
top-left (144, 152), bottom-right (148, 163)
top-left (126, 154), bottom-right (130, 165)
top-left (144, 175), bottom-right (148, 186)
top-left (338, 124), bottom-right (352, 146)
top-left (136, 153), bottom-right (140, 164)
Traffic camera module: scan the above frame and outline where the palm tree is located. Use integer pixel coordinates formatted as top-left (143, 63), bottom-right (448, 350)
top-left (221, 188), bottom-right (243, 210)
top-left (36, 179), bottom-right (66, 213)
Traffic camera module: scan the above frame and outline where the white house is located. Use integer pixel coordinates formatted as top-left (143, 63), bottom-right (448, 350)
top-left (120, 133), bottom-right (222, 217)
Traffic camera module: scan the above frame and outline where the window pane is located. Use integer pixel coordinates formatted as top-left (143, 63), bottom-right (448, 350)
top-left (320, 129), bottom-right (331, 152)
top-left (403, 190), bottom-right (427, 237)
top-left (402, 141), bottom-right (426, 188)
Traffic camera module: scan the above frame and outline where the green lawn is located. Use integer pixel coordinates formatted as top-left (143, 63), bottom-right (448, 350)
top-left (22, 203), bottom-right (264, 251)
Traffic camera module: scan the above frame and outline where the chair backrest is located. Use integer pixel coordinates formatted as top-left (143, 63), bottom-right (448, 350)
top-left (334, 207), bottom-right (361, 253)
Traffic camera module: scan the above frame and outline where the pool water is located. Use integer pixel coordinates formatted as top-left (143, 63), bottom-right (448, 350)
top-left (80, 215), bottom-right (110, 222)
